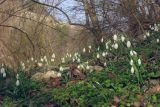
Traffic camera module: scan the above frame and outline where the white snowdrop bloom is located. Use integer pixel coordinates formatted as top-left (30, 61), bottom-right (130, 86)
top-left (86, 61), bottom-right (89, 64)
top-left (40, 58), bottom-right (44, 62)
top-left (97, 53), bottom-right (100, 59)
top-left (3, 72), bottom-right (6, 78)
top-left (138, 59), bottom-right (141, 65)
top-left (61, 58), bottom-right (65, 63)
top-left (59, 66), bottom-right (64, 72)
top-left (38, 63), bottom-right (43, 67)
top-left (44, 56), bottom-right (47, 60)
top-left (130, 50), bottom-right (134, 56)
top-left (101, 37), bottom-right (104, 43)
top-left (22, 65), bottom-right (25, 70)
top-left (66, 53), bottom-right (69, 57)
top-left (157, 39), bottom-right (159, 43)
top-left (57, 73), bottom-right (61, 77)
top-left (52, 53), bottom-right (55, 58)
top-left (114, 43), bottom-right (118, 49)
top-left (121, 36), bottom-right (125, 42)
top-left (16, 74), bottom-right (19, 79)
top-left (106, 44), bottom-right (109, 49)
top-left (83, 48), bottom-right (86, 53)
top-left (104, 62), bottom-right (107, 66)
top-left (72, 58), bottom-right (75, 62)
top-left (0, 67), bottom-right (5, 74)
top-left (105, 52), bottom-right (108, 55)
top-left (77, 58), bottom-right (81, 63)
top-left (69, 54), bottom-right (72, 58)
top-left (35, 60), bottom-right (37, 63)
top-left (31, 57), bottom-right (34, 61)
top-left (102, 52), bottom-right (106, 57)
top-left (127, 41), bottom-right (131, 48)
top-left (51, 58), bottom-right (54, 62)
top-left (16, 79), bottom-right (20, 86)
top-left (133, 51), bottom-right (137, 56)
top-left (88, 45), bottom-right (92, 49)
top-left (130, 59), bottom-right (134, 65)
top-left (113, 34), bottom-right (118, 41)
top-left (77, 65), bottom-right (81, 69)
top-left (143, 35), bottom-right (147, 39)
top-left (80, 64), bottom-right (84, 69)
top-left (97, 47), bottom-right (100, 51)
top-left (146, 32), bottom-right (150, 37)
top-left (44, 56), bottom-right (47, 62)
top-left (154, 25), bottom-right (158, 31)
top-left (86, 65), bottom-right (90, 70)
top-left (131, 67), bottom-right (134, 74)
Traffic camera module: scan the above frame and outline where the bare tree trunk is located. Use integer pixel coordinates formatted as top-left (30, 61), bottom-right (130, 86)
top-left (81, 0), bottom-right (104, 44)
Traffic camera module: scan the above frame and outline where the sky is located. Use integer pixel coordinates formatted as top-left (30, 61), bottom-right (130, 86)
top-left (41, 0), bottom-right (86, 23)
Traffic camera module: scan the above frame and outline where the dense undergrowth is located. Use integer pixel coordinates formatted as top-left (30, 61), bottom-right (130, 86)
top-left (0, 24), bottom-right (160, 107)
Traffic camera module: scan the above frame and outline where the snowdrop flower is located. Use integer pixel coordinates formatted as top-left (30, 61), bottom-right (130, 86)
top-left (138, 59), bottom-right (141, 65)
top-left (59, 66), bottom-right (64, 72)
top-left (114, 43), bottom-right (118, 49)
top-left (121, 36), bottom-right (125, 42)
top-left (102, 52), bottom-right (106, 57)
top-left (146, 32), bottom-right (150, 37)
top-left (143, 35), bottom-right (147, 39)
top-left (86, 65), bottom-right (90, 70)
top-left (31, 57), bottom-right (34, 61)
top-left (77, 58), bottom-right (81, 63)
top-left (16, 74), bottom-right (19, 79)
top-left (131, 67), bottom-right (134, 74)
top-left (130, 50), bottom-right (134, 56)
top-left (16, 79), bottom-right (20, 86)
top-left (69, 54), bottom-right (72, 58)
top-left (133, 51), bottom-right (137, 56)
top-left (77, 65), bottom-right (81, 69)
top-left (105, 52), bottom-right (108, 55)
top-left (127, 41), bottom-right (131, 48)
top-left (157, 39), bottom-right (159, 43)
top-left (20, 62), bottom-right (25, 69)
top-left (72, 58), bottom-right (75, 62)
top-left (113, 34), bottom-right (118, 41)
top-left (0, 67), bottom-right (5, 74)
top-left (88, 45), bottom-right (92, 49)
top-left (51, 58), bottom-right (54, 62)
top-left (3, 72), bottom-right (6, 78)
top-left (97, 47), bottom-right (100, 51)
top-left (83, 48), bottom-right (86, 53)
top-left (130, 59), bottom-right (134, 65)
top-left (66, 53), bottom-right (69, 57)
top-left (61, 58), bottom-right (65, 63)
top-left (104, 62), bottom-right (107, 66)
top-left (101, 37), bottom-right (104, 43)
top-left (38, 63), bottom-right (43, 67)
top-left (43, 56), bottom-right (48, 62)
top-left (40, 58), bottom-right (44, 62)
top-left (80, 64), bottom-right (84, 69)
top-left (52, 53), bottom-right (55, 58)
top-left (106, 44), bottom-right (109, 49)
top-left (97, 53), bottom-right (100, 59)
top-left (57, 73), bottom-right (61, 77)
